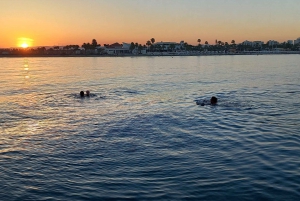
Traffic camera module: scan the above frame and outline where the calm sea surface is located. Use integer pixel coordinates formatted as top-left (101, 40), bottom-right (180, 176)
top-left (0, 55), bottom-right (299, 200)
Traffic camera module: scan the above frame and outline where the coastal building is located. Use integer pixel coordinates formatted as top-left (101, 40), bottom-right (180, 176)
top-left (252, 41), bottom-right (264, 47)
top-left (104, 42), bottom-right (131, 55)
top-left (132, 48), bottom-right (147, 55)
top-left (294, 37), bottom-right (300, 45)
top-left (241, 40), bottom-right (264, 47)
top-left (273, 48), bottom-right (285, 51)
top-left (228, 48), bottom-right (237, 53)
top-left (153, 41), bottom-right (184, 51)
top-left (241, 40), bottom-right (253, 46)
top-left (287, 40), bottom-right (294, 45)
top-left (0, 49), bottom-right (10, 55)
top-left (267, 40), bottom-right (279, 46)
top-left (95, 46), bottom-right (105, 54)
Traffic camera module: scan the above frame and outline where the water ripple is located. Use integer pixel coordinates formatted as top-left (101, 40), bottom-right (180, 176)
top-left (1, 56), bottom-right (300, 200)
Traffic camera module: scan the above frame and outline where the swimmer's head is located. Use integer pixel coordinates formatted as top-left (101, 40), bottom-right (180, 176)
top-left (86, 90), bottom-right (90, 97)
top-left (80, 91), bottom-right (84, 97)
top-left (210, 96), bottom-right (218, 105)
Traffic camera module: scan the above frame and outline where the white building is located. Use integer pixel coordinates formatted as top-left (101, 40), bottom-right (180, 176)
top-left (287, 40), bottom-right (294, 45)
top-left (154, 41), bottom-right (185, 51)
top-left (104, 42), bottom-right (131, 55)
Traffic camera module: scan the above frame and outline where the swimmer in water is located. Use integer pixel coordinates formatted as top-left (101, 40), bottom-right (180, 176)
top-left (86, 90), bottom-right (90, 97)
top-left (80, 91), bottom-right (84, 97)
top-left (196, 96), bottom-right (218, 106)
top-left (210, 96), bottom-right (217, 105)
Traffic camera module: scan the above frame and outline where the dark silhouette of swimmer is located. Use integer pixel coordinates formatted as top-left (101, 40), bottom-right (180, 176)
top-left (86, 90), bottom-right (90, 97)
top-left (210, 96), bottom-right (218, 105)
top-left (80, 91), bottom-right (84, 97)
top-left (196, 96), bottom-right (218, 106)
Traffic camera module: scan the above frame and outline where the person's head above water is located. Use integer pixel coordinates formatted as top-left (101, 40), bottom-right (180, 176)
top-left (210, 96), bottom-right (218, 105)
top-left (86, 90), bottom-right (90, 97)
top-left (80, 91), bottom-right (84, 97)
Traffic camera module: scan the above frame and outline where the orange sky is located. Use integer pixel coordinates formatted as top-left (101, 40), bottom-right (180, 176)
top-left (1, 0), bottom-right (300, 48)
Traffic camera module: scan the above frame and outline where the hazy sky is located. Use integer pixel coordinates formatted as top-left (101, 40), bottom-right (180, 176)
top-left (1, 0), bottom-right (299, 48)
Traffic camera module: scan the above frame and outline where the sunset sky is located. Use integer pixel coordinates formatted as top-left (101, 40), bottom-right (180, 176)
top-left (1, 0), bottom-right (299, 48)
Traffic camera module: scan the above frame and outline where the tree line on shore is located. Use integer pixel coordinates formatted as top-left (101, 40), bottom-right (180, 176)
top-left (1, 38), bottom-right (300, 55)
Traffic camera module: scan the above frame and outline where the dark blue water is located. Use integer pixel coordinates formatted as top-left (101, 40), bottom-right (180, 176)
top-left (0, 55), bottom-right (300, 200)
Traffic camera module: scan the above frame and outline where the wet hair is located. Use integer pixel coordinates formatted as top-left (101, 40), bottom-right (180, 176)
top-left (80, 91), bottom-right (84, 97)
top-left (210, 96), bottom-right (218, 105)
top-left (86, 90), bottom-right (90, 97)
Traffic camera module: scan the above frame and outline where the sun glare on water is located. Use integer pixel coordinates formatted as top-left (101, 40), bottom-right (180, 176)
top-left (18, 38), bottom-right (33, 48)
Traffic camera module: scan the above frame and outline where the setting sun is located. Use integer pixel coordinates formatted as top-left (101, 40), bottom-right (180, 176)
top-left (21, 43), bottom-right (29, 48)
top-left (18, 37), bottom-right (33, 48)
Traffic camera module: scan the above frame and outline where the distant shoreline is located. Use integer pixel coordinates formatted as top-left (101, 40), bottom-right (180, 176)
top-left (1, 51), bottom-right (299, 58)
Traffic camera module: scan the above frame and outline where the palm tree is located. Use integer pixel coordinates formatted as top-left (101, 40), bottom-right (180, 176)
top-left (204, 41), bottom-right (209, 50)
top-left (197, 39), bottom-right (201, 45)
top-left (151, 38), bottom-right (155, 44)
top-left (130, 42), bottom-right (135, 52)
top-left (231, 40), bottom-right (236, 48)
top-left (138, 44), bottom-right (143, 53)
top-left (146, 40), bottom-right (151, 51)
top-left (92, 39), bottom-right (98, 48)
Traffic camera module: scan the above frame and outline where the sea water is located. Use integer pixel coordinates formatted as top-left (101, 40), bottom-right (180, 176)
top-left (0, 55), bottom-right (299, 200)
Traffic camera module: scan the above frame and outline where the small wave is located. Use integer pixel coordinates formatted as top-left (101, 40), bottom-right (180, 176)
top-left (285, 91), bottom-right (300, 94)
top-left (111, 87), bottom-right (143, 95)
top-left (95, 96), bottom-right (106, 100)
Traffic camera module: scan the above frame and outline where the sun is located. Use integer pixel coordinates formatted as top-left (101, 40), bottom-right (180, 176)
top-left (18, 37), bottom-right (33, 48)
top-left (21, 43), bottom-right (29, 48)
